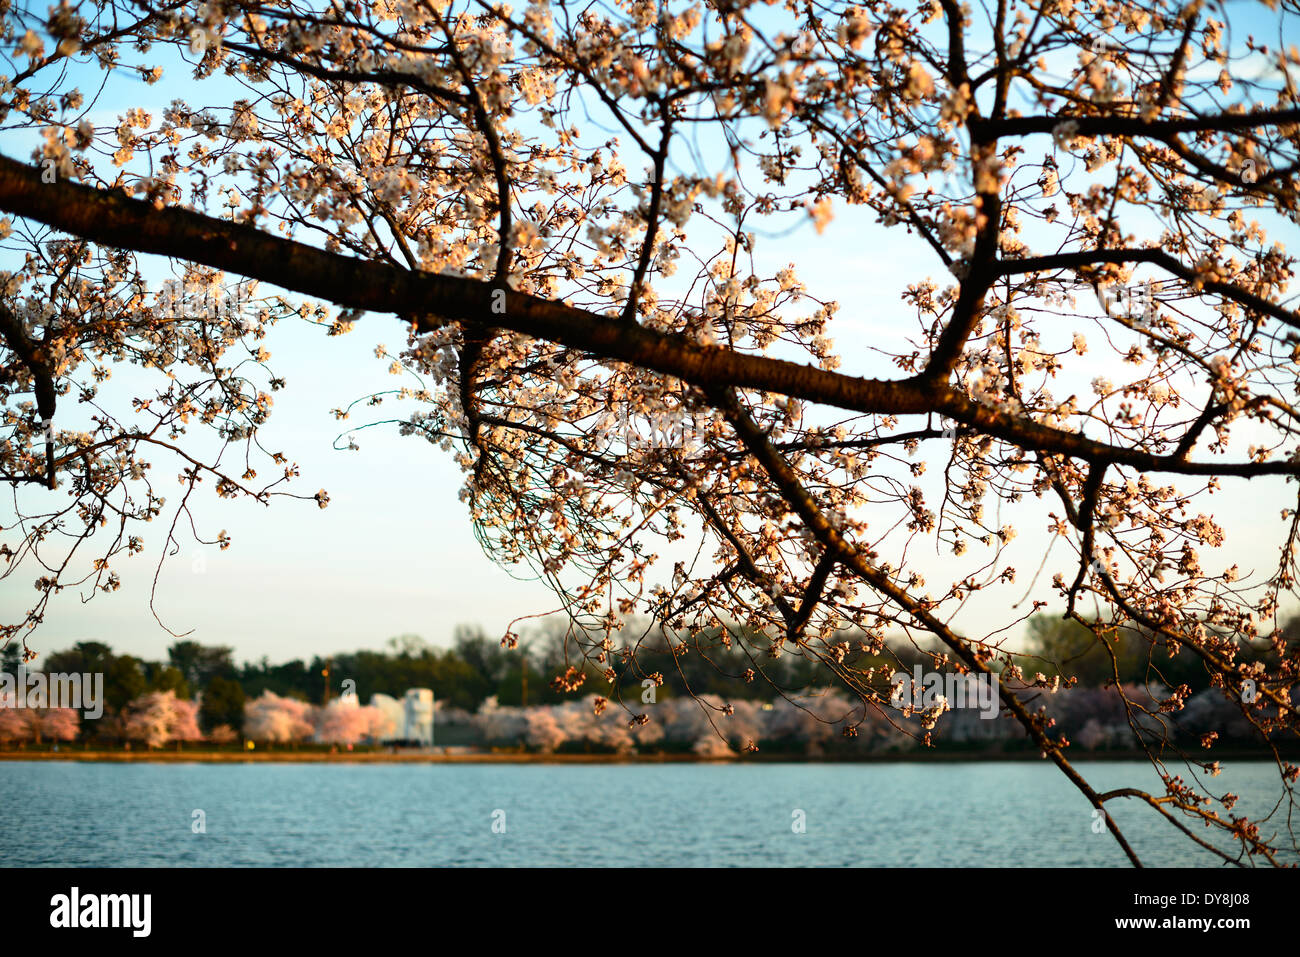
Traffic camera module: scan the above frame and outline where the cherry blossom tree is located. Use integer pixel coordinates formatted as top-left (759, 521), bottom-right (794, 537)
top-left (473, 696), bottom-right (528, 745)
top-left (170, 695), bottom-right (203, 747)
top-left (39, 707), bottom-right (80, 743)
top-left (315, 697), bottom-right (393, 743)
top-left (691, 735), bottom-right (735, 758)
top-left (0, 697), bottom-right (32, 747)
top-left (523, 707), bottom-right (567, 752)
top-left (1, 0), bottom-right (1299, 863)
top-left (314, 701), bottom-right (367, 744)
top-left (243, 690), bottom-right (315, 745)
top-left (207, 723), bottom-right (238, 745)
top-left (361, 704), bottom-right (397, 742)
top-left (125, 690), bottom-right (201, 749)
top-left (0, 690), bottom-right (83, 745)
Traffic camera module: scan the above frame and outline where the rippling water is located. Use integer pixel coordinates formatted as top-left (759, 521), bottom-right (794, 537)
top-left (1, 760), bottom-right (1294, 866)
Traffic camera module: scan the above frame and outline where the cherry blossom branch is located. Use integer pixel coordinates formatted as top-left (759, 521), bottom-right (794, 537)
top-left (996, 248), bottom-right (1300, 330)
top-left (968, 107), bottom-right (1300, 141)
top-left (0, 155), bottom-right (1295, 484)
top-left (709, 384), bottom-right (1148, 866)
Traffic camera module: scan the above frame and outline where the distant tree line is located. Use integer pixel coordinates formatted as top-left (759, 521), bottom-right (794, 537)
top-left (7, 613), bottom-right (1295, 746)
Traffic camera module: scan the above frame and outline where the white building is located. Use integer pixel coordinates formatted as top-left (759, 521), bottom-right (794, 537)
top-left (403, 689), bottom-right (434, 745)
top-left (368, 689), bottom-right (434, 745)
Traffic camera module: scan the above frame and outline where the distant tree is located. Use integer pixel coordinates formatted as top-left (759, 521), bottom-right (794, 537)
top-left (92, 712), bottom-right (130, 748)
top-left (592, 714), bottom-right (636, 754)
top-left (452, 627), bottom-right (510, 696)
top-left (314, 699), bottom-right (383, 745)
top-left (0, 702), bottom-right (31, 747)
top-left (144, 664), bottom-right (191, 699)
top-left (44, 644), bottom-right (147, 721)
top-left (199, 675), bottom-right (246, 733)
top-left (206, 724), bottom-right (238, 746)
top-left (44, 641), bottom-right (114, 677)
top-left (168, 641), bottom-right (236, 690)
top-left (243, 691), bottom-right (315, 746)
top-left (361, 706), bottom-right (396, 743)
top-left (39, 708), bottom-right (80, 743)
top-left (238, 658), bottom-right (313, 702)
top-left (125, 691), bottom-right (201, 749)
top-left (762, 695), bottom-right (847, 754)
top-left (691, 735), bottom-right (735, 759)
top-left (170, 698), bottom-right (203, 748)
top-left (0, 690), bottom-right (82, 747)
top-left (473, 697), bottom-right (527, 748)
top-left (103, 656), bottom-right (148, 714)
top-left (630, 714), bottom-right (665, 751)
top-left (1022, 615), bottom-right (1148, 687)
top-left (427, 653), bottom-right (492, 712)
top-left (523, 709), bottom-right (566, 753)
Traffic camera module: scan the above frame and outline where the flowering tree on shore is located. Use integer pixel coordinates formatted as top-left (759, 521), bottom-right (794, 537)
top-left (361, 704), bottom-right (397, 743)
top-left (38, 707), bottom-right (80, 743)
top-left (125, 691), bottom-right (202, 749)
top-left (523, 709), bottom-right (566, 753)
top-left (243, 691), bottom-right (315, 746)
top-left (0, 692), bottom-right (82, 747)
top-left (314, 697), bottom-right (394, 744)
top-left (207, 723), bottom-right (239, 746)
top-left (1, 0), bottom-right (1298, 863)
top-left (0, 698), bottom-right (29, 747)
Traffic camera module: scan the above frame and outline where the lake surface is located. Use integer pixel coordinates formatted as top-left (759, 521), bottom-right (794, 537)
top-left (1, 760), bottom-right (1295, 866)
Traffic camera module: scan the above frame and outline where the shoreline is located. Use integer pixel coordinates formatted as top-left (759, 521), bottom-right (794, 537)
top-left (0, 748), bottom-right (1292, 764)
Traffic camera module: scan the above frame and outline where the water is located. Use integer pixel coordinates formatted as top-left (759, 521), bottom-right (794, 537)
top-left (1, 760), bottom-right (1294, 866)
